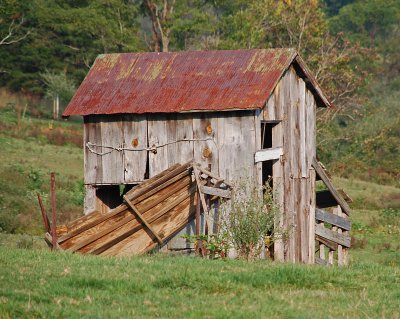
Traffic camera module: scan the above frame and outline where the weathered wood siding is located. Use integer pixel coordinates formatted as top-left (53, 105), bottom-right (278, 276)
top-left (84, 111), bottom-right (256, 185)
top-left (263, 66), bottom-right (316, 263)
top-left (84, 115), bottom-right (148, 185)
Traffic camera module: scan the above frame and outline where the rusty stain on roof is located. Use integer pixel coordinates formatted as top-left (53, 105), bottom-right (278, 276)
top-left (63, 49), bottom-right (330, 116)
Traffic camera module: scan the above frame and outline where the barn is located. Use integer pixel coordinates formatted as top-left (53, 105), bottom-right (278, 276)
top-left (63, 48), bottom-right (351, 264)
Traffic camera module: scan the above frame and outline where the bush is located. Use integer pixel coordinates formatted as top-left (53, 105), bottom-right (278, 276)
top-left (219, 179), bottom-right (279, 261)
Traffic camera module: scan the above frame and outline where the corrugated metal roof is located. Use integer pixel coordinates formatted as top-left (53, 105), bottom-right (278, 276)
top-left (63, 49), bottom-right (329, 116)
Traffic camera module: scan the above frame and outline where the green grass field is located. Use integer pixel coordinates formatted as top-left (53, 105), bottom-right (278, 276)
top-left (0, 241), bottom-right (399, 319)
top-left (0, 102), bottom-right (399, 318)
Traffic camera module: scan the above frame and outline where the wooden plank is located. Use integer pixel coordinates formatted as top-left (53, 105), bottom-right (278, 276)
top-left (124, 195), bottom-right (163, 244)
top-left (122, 114), bottom-right (147, 183)
top-left (312, 158), bottom-right (351, 215)
top-left (254, 147), bottom-right (283, 163)
top-left (83, 116), bottom-right (99, 184)
top-left (308, 168), bottom-right (316, 264)
top-left (100, 115), bottom-right (124, 184)
top-left (315, 224), bottom-right (351, 248)
top-left (58, 163), bottom-right (190, 244)
top-left (86, 183), bottom-right (196, 255)
top-left (319, 222), bottom-right (325, 261)
top-left (298, 77), bottom-right (307, 177)
top-left (315, 256), bottom-right (330, 266)
top-left (66, 175), bottom-right (193, 252)
top-left (254, 109), bottom-right (263, 189)
top-left (195, 165), bottom-right (232, 187)
top-left (148, 114), bottom-right (169, 176)
top-left (100, 185), bottom-right (197, 256)
top-left (315, 208), bottom-right (352, 231)
top-left (175, 113), bottom-right (195, 165)
top-left (316, 234), bottom-right (338, 251)
top-left (193, 113), bottom-right (219, 173)
top-left (200, 186), bottom-right (231, 199)
top-left (193, 167), bottom-right (209, 216)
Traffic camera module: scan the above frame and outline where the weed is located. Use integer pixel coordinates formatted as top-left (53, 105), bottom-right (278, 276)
top-left (219, 179), bottom-right (280, 261)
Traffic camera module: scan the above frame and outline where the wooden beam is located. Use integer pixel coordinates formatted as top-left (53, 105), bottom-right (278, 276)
top-left (254, 147), bottom-right (283, 163)
top-left (315, 234), bottom-right (338, 251)
top-left (315, 208), bottom-right (352, 231)
top-left (200, 186), bottom-right (231, 199)
top-left (193, 167), bottom-right (209, 217)
top-left (194, 164), bottom-right (232, 187)
top-left (123, 195), bottom-right (163, 245)
top-left (315, 224), bottom-right (351, 248)
top-left (312, 158), bottom-right (351, 215)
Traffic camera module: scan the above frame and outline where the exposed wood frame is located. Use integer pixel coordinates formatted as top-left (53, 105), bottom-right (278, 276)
top-left (312, 158), bottom-right (351, 215)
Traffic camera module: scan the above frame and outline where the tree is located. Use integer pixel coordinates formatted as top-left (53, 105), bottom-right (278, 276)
top-left (0, 0), bottom-right (30, 46)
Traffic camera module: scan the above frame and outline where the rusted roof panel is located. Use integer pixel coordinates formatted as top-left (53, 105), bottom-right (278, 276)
top-left (63, 49), bottom-right (325, 116)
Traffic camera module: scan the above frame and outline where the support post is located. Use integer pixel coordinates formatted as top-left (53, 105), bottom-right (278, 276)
top-left (50, 172), bottom-right (57, 250)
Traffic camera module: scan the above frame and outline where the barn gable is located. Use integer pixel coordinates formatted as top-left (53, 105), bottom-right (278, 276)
top-left (63, 49), bottom-right (331, 117)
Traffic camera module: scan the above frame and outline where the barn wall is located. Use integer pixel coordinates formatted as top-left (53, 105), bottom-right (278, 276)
top-left (263, 66), bottom-right (316, 263)
top-left (84, 111), bottom-right (257, 186)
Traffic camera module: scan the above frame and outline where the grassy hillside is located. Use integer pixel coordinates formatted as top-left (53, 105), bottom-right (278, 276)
top-left (0, 96), bottom-right (84, 234)
top-left (319, 80), bottom-right (400, 187)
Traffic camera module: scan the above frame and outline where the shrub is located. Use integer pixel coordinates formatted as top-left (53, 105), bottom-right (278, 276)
top-left (219, 179), bottom-right (280, 261)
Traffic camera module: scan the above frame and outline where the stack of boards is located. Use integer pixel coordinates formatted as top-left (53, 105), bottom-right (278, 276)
top-left (45, 162), bottom-right (230, 257)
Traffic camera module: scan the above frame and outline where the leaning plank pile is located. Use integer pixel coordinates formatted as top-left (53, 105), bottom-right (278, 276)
top-left (44, 162), bottom-right (231, 257)
top-left (313, 158), bottom-right (352, 266)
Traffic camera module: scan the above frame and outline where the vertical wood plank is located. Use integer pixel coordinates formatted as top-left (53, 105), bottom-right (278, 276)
top-left (337, 205), bottom-right (347, 266)
top-left (319, 221), bottom-right (325, 261)
top-left (272, 122), bottom-right (284, 262)
top-left (254, 109), bottom-right (263, 187)
top-left (123, 114), bottom-right (147, 183)
top-left (298, 78), bottom-right (307, 177)
top-left (308, 168), bottom-right (316, 264)
top-left (148, 114), bottom-right (169, 177)
top-left (193, 113), bottom-right (219, 173)
top-left (329, 206), bottom-right (338, 265)
top-left (100, 115), bottom-right (124, 184)
top-left (175, 113), bottom-right (194, 165)
top-left (84, 185), bottom-right (96, 215)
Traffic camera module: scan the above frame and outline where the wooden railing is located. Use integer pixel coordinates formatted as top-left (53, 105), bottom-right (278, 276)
top-left (312, 158), bottom-right (351, 266)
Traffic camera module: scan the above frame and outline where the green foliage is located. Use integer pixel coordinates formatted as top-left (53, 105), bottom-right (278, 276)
top-left (219, 180), bottom-right (278, 261)
top-left (40, 70), bottom-right (76, 104)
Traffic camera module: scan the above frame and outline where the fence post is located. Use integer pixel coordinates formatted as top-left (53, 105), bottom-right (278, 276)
top-left (51, 172), bottom-right (57, 250)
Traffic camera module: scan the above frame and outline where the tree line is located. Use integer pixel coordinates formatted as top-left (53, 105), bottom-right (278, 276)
top-left (0, 0), bottom-right (399, 117)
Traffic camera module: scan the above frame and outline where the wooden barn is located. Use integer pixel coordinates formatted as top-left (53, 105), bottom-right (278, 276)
top-left (63, 49), bottom-right (351, 264)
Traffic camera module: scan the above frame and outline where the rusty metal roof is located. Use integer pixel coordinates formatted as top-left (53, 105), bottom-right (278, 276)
top-left (63, 49), bottom-right (330, 116)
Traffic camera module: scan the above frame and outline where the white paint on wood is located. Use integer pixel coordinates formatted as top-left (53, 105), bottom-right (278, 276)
top-left (254, 147), bottom-right (283, 163)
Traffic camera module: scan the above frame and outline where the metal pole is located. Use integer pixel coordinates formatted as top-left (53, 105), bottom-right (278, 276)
top-left (51, 172), bottom-right (57, 250)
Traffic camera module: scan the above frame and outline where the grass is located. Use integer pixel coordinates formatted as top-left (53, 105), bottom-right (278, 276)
top-left (0, 243), bottom-right (399, 319)
top-left (0, 100), bottom-right (84, 235)
top-left (1, 89), bottom-right (400, 318)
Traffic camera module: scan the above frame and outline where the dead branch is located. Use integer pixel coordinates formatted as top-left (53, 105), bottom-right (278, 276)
top-left (0, 16), bottom-right (30, 46)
